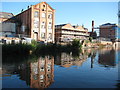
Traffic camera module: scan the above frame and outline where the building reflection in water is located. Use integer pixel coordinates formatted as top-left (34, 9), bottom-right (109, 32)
top-left (30, 56), bottom-right (54, 88)
top-left (2, 47), bottom-right (118, 88)
top-left (54, 50), bottom-right (90, 68)
top-left (2, 56), bottom-right (54, 89)
top-left (98, 48), bottom-right (116, 67)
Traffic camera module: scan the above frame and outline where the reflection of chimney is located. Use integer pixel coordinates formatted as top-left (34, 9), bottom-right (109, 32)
top-left (92, 20), bottom-right (94, 32)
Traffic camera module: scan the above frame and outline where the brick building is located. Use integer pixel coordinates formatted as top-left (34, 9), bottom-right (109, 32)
top-left (55, 23), bottom-right (89, 43)
top-left (99, 23), bottom-right (117, 41)
top-left (6, 2), bottom-right (55, 42)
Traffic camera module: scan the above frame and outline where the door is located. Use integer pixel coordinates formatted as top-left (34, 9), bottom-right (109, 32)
top-left (34, 32), bottom-right (38, 41)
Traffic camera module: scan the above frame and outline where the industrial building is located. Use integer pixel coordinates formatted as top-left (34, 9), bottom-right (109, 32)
top-left (55, 23), bottom-right (89, 43)
top-left (5, 2), bottom-right (55, 43)
top-left (99, 23), bottom-right (118, 41)
top-left (0, 12), bottom-right (15, 37)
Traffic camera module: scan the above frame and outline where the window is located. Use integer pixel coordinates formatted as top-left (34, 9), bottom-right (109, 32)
top-left (48, 33), bottom-right (52, 39)
top-left (41, 33), bottom-right (45, 39)
top-left (41, 22), bottom-right (46, 29)
top-left (42, 22), bottom-right (45, 25)
top-left (33, 75), bottom-right (38, 80)
top-left (48, 14), bottom-right (52, 19)
top-left (47, 64), bottom-right (51, 71)
top-left (42, 13), bottom-right (46, 17)
top-left (42, 5), bottom-right (45, 11)
top-left (47, 74), bottom-right (51, 78)
top-left (48, 22), bottom-right (52, 29)
top-left (43, 5), bottom-right (45, 7)
top-left (34, 20), bottom-right (39, 28)
top-left (40, 75), bottom-right (44, 79)
top-left (41, 25), bottom-right (46, 29)
top-left (34, 11), bottom-right (39, 17)
top-left (40, 66), bottom-right (44, 71)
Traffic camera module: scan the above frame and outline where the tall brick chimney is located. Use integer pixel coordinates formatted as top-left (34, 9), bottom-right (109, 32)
top-left (92, 20), bottom-right (94, 32)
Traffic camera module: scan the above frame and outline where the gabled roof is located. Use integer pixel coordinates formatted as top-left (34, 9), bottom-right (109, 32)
top-left (13, 2), bottom-right (54, 17)
top-left (34, 2), bottom-right (55, 11)
top-left (43, 2), bottom-right (55, 10)
top-left (55, 23), bottom-right (88, 31)
top-left (75, 26), bottom-right (84, 30)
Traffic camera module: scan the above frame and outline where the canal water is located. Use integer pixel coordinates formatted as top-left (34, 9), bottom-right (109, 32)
top-left (1, 47), bottom-right (120, 89)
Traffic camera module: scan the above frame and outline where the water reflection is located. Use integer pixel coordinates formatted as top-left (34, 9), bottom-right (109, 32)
top-left (2, 47), bottom-right (119, 88)
top-left (54, 51), bottom-right (89, 68)
top-left (2, 56), bottom-right (54, 88)
top-left (98, 48), bottom-right (116, 67)
top-left (30, 56), bottom-right (54, 88)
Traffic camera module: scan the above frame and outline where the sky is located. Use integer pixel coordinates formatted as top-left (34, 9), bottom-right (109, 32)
top-left (1, 2), bottom-right (118, 32)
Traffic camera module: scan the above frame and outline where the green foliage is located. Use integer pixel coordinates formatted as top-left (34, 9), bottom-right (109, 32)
top-left (2, 43), bottom-right (33, 56)
top-left (31, 40), bottom-right (38, 48)
top-left (89, 37), bottom-right (93, 42)
top-left (85, 40), bottom-right (90, 43)
top-left (2, 40), bottom-right (83, 58)
top-left (71, 39), bottom-right (82, 49)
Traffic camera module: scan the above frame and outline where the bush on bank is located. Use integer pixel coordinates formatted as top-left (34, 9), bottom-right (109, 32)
top-left (2, 43), bottom-right (33, 56)
top-left (2, 39), bottom-right (82, 56)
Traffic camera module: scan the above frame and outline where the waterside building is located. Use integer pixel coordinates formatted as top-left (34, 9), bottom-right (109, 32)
top-left (55, 23), bottom-right (89, 43)
top-left (5, 2), bottom-right (55, 42)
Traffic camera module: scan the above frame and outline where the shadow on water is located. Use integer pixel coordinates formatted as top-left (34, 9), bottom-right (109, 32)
top-left (2, 47), bottom-right (119, 89)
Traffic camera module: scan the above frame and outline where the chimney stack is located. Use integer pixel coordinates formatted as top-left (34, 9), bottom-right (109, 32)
top-left (92, 20), bottom-right (94, 32)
